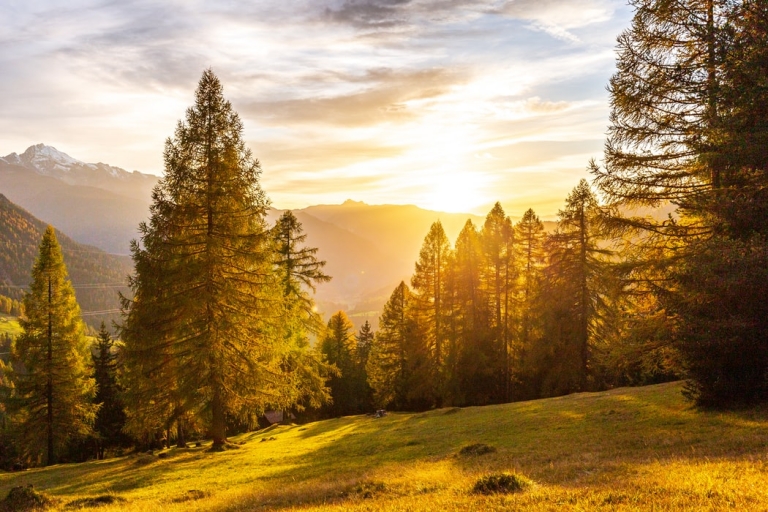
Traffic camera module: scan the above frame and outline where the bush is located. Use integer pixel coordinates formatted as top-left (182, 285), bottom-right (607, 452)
top-left (472, 472), bottom-right (530, 495)
top-left (0, 485), bottom-right (54, 511)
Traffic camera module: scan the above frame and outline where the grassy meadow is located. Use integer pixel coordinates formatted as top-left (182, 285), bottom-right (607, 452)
top-left (2, 381), bottom-right (768, 511)
top-left (0, 315), bottom-right (21, 339)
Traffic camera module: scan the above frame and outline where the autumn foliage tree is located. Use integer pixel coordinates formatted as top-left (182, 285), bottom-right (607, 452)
top-left (8, 227), bottom-right (96, 465)
top-left (121, 70), bottom-right (323, 450)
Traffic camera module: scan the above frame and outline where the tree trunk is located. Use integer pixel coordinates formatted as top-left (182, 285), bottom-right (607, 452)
top-left (46, 275), bottom-right (54, 466)
top-left (210, 384), bottom-right (227, 450)
top-left (177, 418), bottom-right (187, 448)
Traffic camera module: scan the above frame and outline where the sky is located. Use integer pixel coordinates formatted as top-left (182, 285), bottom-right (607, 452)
top-left (0, 0), bottom-right (634, 219)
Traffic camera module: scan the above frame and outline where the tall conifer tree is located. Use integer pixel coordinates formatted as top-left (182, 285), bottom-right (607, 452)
top-left (10, 227), bottom-right (96, 465)
top-left (367, 282), bottom-right (431, 410)
top-left (92, 322), bottom-right (127, 458)
top-left (122, 70), bottom-right (292, 449)
top-left (480, 203), bottom-right (515, 402)
top-left (410, 221), bottom-right (451, 405)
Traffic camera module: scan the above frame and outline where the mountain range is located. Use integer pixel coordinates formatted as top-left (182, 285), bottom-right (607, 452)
top-left (0, 144), bottom-right (157, 255)
top-left (0, 144), bottom-right (555, 330)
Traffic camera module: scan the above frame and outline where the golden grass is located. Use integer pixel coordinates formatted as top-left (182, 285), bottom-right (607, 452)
top-left (0, 315), bottom-right (21, 338)
top-left (3, 382), bottom-right (768, 511)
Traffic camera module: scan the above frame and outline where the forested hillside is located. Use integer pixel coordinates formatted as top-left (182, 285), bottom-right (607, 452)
top-left (0, 194), bottom-right (131, 328)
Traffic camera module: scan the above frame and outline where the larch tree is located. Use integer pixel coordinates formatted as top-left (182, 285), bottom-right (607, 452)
top-left (592, 0), bottom-right (768, 405)
top-left (535, 180), bottom-right (609, 394)
top-left (122, 70), bottom-right (292, 450)
top-left (514, 208), bottom-right (546, 374)
top-left (667, 1), bottom-right (768, 405)
top-left (480, 203), bottom-right (515, 402)
top-left (271, 210), bottom-right (333, 413)
top-left (451, 220), bottom-right (497, 405)
top-left (410, 221), bottom-right (451, 405)
top-left (9, 226), bottom-right (96, 465)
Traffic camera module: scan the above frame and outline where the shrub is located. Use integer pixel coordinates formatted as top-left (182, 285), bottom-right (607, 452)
top-left (0, 485), bottom-right (54, 511)
top-left (472, 472), bottom-right (530, 495)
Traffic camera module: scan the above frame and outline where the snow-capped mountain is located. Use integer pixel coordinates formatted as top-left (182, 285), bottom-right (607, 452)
top-left (0, 144), bottom-right (159, 254)
top-left (1, 143), bottom-right (157, 196)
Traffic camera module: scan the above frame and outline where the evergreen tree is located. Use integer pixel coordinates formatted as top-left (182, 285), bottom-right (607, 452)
top-left (122, 70), bottom-right (295, 450)
top-left (514, 208), bottom-right (546, 383)
top-left (91, 322), bottom-right (127, 459)
top-left (272, 210), bottom-right (333, 413)
top-left (273, 210), bottom-right (331, 320)
top-left (356, 320), bottom-right (375, 369)
top-left (532, 180), bottom-right (609, 395)
top-left (669, 1), bottom-right (768, 405)
top-left (451, 220), bottom-right (495, 405)
top-left (410, 221), bottom-right (451, 405)
top-left (367, 282), bottom-right (431, 410)
top-left (479, 203), bottom-right (515, 402)
top-left (320, 311), bottom-right (360, 416)
top-left (593, 0), bottom-right (768, 405)
top-left (9, 226), bottom-right (96, 465)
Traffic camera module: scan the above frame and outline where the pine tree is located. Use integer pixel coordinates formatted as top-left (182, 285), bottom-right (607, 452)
top-left (320, 311), bottom-right (359, 416)
top-left (91, 322), bottom-right (127, 459)
top-left (594, 0), bottom-right (732, 228)
top-left (410, 221), bottom-right (451, 405)
top-left (534, 180), bottom-right (610, 394)
top-left (9, 226), bottom-right (96, 465)
top-left (273, 210), bottom-right (331, 319)
top-left (451, 220), bottom-right (495, 405)
top-left (514, 208), bottom-right (546, 375)
top-left (669, 1), bottom-right (768, 405)
top-left (122, 70), bottom-right (291, 450)
top-left (480, 203), bottom-right (515, 402)
top-left (593, 0), bottom-right (768, 405)
top-left (272, 210), bottom-right (333, 413)
top-left (356, 320), bottom-right (375, 369)
top-left (367, 282), bottom-right (431, 410)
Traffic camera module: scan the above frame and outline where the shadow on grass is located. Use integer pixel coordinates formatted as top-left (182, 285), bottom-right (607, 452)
top-left (4, 382), bottom-right (768, 511)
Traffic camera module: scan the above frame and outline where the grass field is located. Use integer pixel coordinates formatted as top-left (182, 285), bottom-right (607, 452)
top-left (0, 315), bottom-right (21, 339)
top-left (2, 381), bottom-right (768, 511)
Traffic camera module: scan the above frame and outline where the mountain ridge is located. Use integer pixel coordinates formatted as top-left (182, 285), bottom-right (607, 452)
top-left (0, 193), bottom-right (131, 329)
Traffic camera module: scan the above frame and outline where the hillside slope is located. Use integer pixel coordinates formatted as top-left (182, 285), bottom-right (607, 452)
top-left (0, 161), bottom-right (151, 255)
top-left (0, 194), bottom-right (131, 328)
top-left (2, 382), bottom-right (767, 511)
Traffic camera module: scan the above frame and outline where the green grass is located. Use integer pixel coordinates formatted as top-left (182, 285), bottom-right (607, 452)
top-left (0, 315), bottom-right (21, 338)
top-left (2, 381), bottom-right (768, 510)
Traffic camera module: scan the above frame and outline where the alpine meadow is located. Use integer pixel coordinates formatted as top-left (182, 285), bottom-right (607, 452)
top-left (0, 0), bottom-right (768, 510)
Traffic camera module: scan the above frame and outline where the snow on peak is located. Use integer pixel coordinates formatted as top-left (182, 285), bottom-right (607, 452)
top-left (0, 144), bottom-right (156, 188)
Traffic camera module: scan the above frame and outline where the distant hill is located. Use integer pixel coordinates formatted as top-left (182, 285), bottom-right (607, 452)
top-left (0, 144), bottom-right (157, 254)
top-left (0, 194), bottom-right (131, 329)
top-left (0, 144), bottom-right (560, 330)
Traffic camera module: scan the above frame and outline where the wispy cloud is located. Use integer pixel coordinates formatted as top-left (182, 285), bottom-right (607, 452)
top-left (0, 0), bottom-right (632, 217)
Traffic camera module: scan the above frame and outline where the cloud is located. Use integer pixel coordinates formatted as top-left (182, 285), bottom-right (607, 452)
top-left (323, 0), bottom-right (412, 29)
top-left (498, 0), bottom-right (615, 41)
top-left (242, 67), bottom-right (465, 127)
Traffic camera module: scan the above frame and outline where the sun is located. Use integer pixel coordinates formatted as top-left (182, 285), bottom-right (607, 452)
top-left (422, 171), bottom-right (490, 214)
